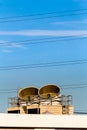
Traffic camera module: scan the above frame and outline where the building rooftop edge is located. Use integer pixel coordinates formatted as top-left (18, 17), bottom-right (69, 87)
top-left (0, 113), bottom-right (87, 128)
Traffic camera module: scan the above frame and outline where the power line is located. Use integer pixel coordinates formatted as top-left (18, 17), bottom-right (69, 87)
top-left (0, 83), bottom-right (87, 93)
top-left (0, 91), bottom-right (17, 93)
top-left (1, 35), bottom-right (87, 47)
top-left (60, 83), bottom-right (87, 89)
top-left (0, 12), bottom-right (87, 23)
top-left (0, 89), bottom-right (17, 91)
top-left (74, 112), bottom-right (87, 114)
top-left (0, 59), bottom-right (87, 71)
top-left (1, 8), bottom-right (87, 20)
top-left (0, 89), bottom-right (17, 93)
top-left (0, 9), bottom-right (87, 23)
top-left (74, 108), bottom-right (87, 114)
top-left (0, 83), bottom-right (87, 92)
top-left (61, 86), bottom-right (87, 89)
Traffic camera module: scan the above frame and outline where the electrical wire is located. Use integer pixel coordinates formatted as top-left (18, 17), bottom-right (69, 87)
top-left (61, 86), bottom-right (87, 89)
top-left (0, 9), bottom-right (87, 23)
top-left (0, 89), bottom-right (17, 91)
top-left (0, 34), bottom-right (87, 47)
top-left (74, 112), bottom-right (87, 114)
top-left (0, 12), bottom-right (87, 23)
top-left (0, 83), bottom-right (87, 93)
top-left (60, 83), bottom-right (87, 89)
top-left (0, 91), bottom-right (17, 93)
top-left (74, 109), bottom-right (87, 114)
top-left (0, 89), bottom-right (17, 93)
top-left (0, 59), bottom-right (87, 71)
top-left (1, 8), bottom-right (87, 20)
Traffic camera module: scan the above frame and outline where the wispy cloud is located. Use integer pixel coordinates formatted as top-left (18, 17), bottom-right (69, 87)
top-left (2, 49), bottom-right (12, 53)
top-left (0, 40), bottom-right (26, 53)
top-left (52, 19), bottom-right (87, 26)
top-left (0, 40), bottom-right (7, 44)
top-left (0, 30), bottom-right (87, 36)
top-left (0, 40), bottom-right (24, 48)
top-left (5, 43), bottom-right (24, 48)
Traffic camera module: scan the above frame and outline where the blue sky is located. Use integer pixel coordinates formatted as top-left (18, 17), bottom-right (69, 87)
top-left (0, 0), bottom-right (87, 112)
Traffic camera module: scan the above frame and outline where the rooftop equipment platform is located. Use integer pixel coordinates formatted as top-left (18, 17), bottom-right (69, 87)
top-left (7, 84), bottom-right (74, 115)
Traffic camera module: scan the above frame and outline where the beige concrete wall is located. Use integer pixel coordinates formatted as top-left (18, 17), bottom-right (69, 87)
top-left (7, 107), bottom-right (19, 111)
top-left (27, 104), bottom-right (39, 109)
top-left (40, 105), bottom-right (62, 114)
top-left (7, 104), bottom-right (73, 115)
top-left (68, 106), bottom-right (74, 115)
